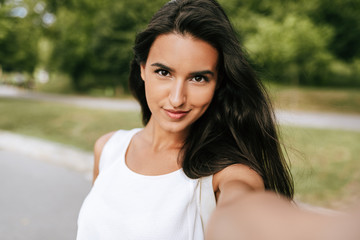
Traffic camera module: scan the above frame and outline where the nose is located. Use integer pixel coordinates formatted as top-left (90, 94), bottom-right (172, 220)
top-left (169, 79), bottom-right (186, 108)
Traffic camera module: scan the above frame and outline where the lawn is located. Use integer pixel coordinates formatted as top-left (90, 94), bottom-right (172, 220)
top-left (267, 84), bottom-right (360, 114)
top-left (0, 98), bottom-right (142, 150)
top-left (0, 96), bottom-right (359, 210)
top-left (281, 126), bottom-right (360, 210)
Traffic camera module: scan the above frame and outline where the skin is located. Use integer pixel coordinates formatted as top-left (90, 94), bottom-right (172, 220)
top-left (206, 191), bottom-right (360, 240)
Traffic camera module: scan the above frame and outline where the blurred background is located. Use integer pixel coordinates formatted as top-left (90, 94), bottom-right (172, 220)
top-left (0, 0), bottom-right (359, 239)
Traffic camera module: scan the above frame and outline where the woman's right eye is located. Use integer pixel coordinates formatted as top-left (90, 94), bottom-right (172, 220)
top-left (155, 69), bottom-right (170, 77)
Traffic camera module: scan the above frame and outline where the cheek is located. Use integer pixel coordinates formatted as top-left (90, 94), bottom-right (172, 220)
top-left (189, 87), bottom-right (216, 107)
top-left (144, 80), bottom-right (168, 105)
top-left (144, 84), bottom-right (156, 105)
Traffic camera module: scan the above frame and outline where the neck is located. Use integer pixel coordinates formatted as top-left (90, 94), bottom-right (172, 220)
top-left (142, 117), bottom-right (188, 152)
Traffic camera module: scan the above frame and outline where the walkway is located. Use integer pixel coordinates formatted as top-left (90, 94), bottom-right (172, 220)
top-left (0, 85), bottom-right (140, 111)
top-left (0, 150), bottom-right (91, 240)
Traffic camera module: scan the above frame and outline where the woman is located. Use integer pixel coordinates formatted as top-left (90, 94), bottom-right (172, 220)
top-left (77, 0), bottom-right (298, 239)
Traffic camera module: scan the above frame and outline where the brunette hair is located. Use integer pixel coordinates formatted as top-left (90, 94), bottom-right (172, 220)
top-left (129, 0), bottom-right (294, 198)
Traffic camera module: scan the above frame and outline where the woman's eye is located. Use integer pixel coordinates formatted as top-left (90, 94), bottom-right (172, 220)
top-left (192, 75), bottom-right (208, 82)
top-left (155, 69), bottom-right (170, 77)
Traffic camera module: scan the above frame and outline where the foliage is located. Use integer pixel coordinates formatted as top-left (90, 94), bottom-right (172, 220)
top-left (243, 13), bottom-right (334, 85)
top-left (0, 0), bottom-right (43, 73)
top-left (219, 0), bottom-right (360, 87)
top-left (1, 0), bottom-right (360, 92)
top-left (45, 0), bottom-right (165, 93)
top-left (308, 0), bottom-right (360, 61)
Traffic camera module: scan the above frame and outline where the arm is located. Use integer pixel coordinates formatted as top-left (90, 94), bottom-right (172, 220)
top-left (92, 132), bottom-right (115, 184)
top-left (206, 165), bottom-right (360, 240)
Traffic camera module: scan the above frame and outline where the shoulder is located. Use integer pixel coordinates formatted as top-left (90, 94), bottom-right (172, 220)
top-left (93, 129), bottom-right (141, 183)
top-left (94, 128), bottom-right (142, 158)
top-left (213, 164), bottom-right (264, 197)
top-left (93, 131), bottom-right (116, 183)
top-left (94, 131), bottom-right (116, 156)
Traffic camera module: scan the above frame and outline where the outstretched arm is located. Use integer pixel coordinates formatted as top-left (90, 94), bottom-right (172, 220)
top-left (207, 168), bottom-right (360, 240)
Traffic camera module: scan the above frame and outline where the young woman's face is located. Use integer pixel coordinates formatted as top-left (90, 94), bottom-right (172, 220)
top-left (140, 33), bottom-right (218, 134)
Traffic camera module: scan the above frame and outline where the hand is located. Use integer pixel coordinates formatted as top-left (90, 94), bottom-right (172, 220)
top-left (206, 191), bottom-right (360, 240)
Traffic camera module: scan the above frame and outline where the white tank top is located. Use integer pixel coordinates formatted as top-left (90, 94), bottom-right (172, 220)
top-left (77, 128), bottom-right (216, 240)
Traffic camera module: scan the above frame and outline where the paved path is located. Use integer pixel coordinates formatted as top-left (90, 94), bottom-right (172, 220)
top-left (275, 110), bottom-right (360, 132)
top-left (0, 131), bottom-right (93, 180)
top-left (1, 85), bottom-right (359, 132)
top-left (0, 85), bottom-right (140, 111)
top-left (0, 150), bottom-right (91, 240)
top-left (0, 116), bottom-right (93, 239)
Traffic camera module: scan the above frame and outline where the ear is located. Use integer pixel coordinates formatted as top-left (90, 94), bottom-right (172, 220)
top-left (140, 63), bottom-right (146, 81)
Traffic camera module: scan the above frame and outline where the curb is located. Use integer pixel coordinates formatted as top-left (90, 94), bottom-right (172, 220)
top-left (275, 110), bottom-right (360, 132)
top-left (0, 131), bottom-right (93, 181)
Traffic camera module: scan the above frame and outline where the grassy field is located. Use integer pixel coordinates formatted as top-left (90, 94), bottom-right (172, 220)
top-left (281, 126), bottom-right (360, 210)
top-left (267, 84), bottom-right (360, 114)
top-left (1, 95), bottom-right (359, 210)
top-left (0, 98), bottom-right (142, 150)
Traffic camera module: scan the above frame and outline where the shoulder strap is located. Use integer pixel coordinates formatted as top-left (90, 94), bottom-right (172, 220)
top-left (99, 128), bottom-right (141, 172)
top-left (199, 175), bottom-right (217, 231)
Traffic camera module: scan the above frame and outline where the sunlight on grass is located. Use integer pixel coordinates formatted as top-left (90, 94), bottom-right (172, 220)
top-left (0, 98), bottom-right (143, 150)
top-left (281, 126), bottom-right (360, 210)
top-left (266, 84), bottom-right (360, 114)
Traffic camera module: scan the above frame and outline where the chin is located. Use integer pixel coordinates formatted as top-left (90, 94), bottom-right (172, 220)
top-left (158, 120), bottom-right (191, 135)
top-left (163, 125), bottom-right (189, 134)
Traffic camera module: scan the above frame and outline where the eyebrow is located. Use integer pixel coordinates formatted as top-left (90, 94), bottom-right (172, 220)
top-left (151, 63), bottom-right (174, 72)
top-left (150, 62), bottom-right (215, 77)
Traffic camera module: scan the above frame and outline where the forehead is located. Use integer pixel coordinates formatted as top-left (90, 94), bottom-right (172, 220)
top-left (146, 33), bottom-right (219, 72)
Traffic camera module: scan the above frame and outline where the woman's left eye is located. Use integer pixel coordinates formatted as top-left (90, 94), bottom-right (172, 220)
top-left (192, 75), bottom-right (208, 82)
top-left (155, 69), bottom-right (170, 77)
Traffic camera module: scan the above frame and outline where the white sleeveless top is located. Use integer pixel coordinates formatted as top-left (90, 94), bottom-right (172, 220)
top-left (77, 128), bottom-right (216, 240)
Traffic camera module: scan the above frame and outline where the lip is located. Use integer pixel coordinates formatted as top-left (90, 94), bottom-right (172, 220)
top-left (164, 109), bottom-right (190, 120)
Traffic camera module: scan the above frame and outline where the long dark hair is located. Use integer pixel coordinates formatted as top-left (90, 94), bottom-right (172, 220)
top-left (129, 0), bottom-right (294, 199)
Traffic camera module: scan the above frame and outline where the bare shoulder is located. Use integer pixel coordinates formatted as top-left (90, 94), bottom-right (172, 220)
top-left (94, 131), bottom-right (116, 156)
top-left (92, 131), bottom-right (116, 183)
top-left (213, 164), bottom-right (264, 195)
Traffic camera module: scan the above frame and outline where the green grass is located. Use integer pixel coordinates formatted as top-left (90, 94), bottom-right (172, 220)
top-left (281, 126), bottom-right (360, 210)
top-left (1, 97), bottom-right (359, 210)
top-left (267, 84), bottom-right (360, 114)
top-left (0, 98), bottom-right (142, 151)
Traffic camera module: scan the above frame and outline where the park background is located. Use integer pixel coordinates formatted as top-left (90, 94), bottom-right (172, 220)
top-left (0, 0), bottom-right (360, 239)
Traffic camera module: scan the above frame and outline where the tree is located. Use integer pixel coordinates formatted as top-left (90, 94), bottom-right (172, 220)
top-left (308, 0), bottom-right (360, 61)
top-left (219, 0), bottom-right (360, 87)
top-left (46, 0), bottom-right (165, 93)
top-left (44, 0), bottom-right (360, 91)
top-left (0, 0), bottom-right (43, 73)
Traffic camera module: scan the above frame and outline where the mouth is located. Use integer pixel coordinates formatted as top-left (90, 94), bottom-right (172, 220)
top-left (164, 109), bottom-right (190, 120)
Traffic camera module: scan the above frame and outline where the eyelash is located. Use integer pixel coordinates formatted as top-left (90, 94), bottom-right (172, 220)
top-left (155, 69), bottom-right (170, 77)
top-left (154, 69), bottom-right (209, 83)
top-left (192, 75), bottom-right (209, 83)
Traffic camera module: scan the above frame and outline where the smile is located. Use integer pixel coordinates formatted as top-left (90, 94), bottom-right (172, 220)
top-left (164, 109), bottom-right (190, 120)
